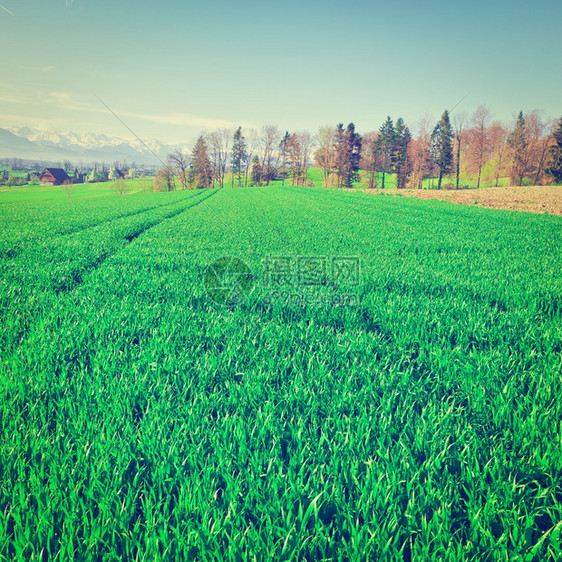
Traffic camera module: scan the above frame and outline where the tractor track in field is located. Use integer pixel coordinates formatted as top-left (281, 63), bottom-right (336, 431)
top-left (0, 191), bottom-right (210, 262)
top-left (53, 189), bottom-right (219, 294)
top-left (56, 190), bottom-right (208, 237)
top-left (121, 189), bottom-right (216, 242)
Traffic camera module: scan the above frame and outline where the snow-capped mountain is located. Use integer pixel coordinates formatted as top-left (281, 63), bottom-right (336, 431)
top-left (1, 127), bottom-right (180, 166)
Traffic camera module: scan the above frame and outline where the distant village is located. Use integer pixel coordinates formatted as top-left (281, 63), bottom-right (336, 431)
top-left (35, 167), bottom-right (152, 186)
top-left (0, 158), bottom-right (157, 187)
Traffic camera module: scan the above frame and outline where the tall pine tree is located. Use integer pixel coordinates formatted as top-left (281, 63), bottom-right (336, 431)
top-left (189, 136), bottom-right (213, 189)
top-left (393, 118), bottom-right (411, 189)
top-left (431, 110), bottom-right (454, 189)
top-left (250, 155), bottom-right (262, 186)
top-left (346, 123), bottom-right (362, 188)
top-left (547, 117), bottom-right (562, 183)
top-left (334, 123), bottom-right (362, 188)
top-left (231, 127), bottom-right (247, 188)
top-left (279, 131), bottom-right (291, 186)
top-left (508, 111), bottom-right (529, 186)
top-left (376, 116), bottom-right (395, 188)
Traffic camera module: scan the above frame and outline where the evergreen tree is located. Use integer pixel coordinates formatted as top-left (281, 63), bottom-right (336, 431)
top-left (393, 118), bottom-right (411, 189)
top-left (231, 127), bottom-right (247, 188)
top-left (189, 136), bottom-right (213, 189)
top-left (279, 131), bottom-right (291, 186)
top-left (87, 168), bottom-right (103, 183)
top-left (507, 111), bottom-right (529, 186)
top-left (108, 167), bottom-right (119, 181)
top-left (334, 123), bottom-right (362, 188)
top-left (333, 124), bottom-right (347, 188)
top-left (250, 155), bottom-right (262, 186)
top-left (547, 117), bottom-right (562, 183)
top-left (431, 110), bottom-right (454, 189)
top-left (375, 116), bottom-right (396, 188)
top-left (345, 123), bottom-right (362, 188)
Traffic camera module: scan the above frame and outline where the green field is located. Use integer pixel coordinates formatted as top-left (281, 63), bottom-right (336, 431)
top-left (0, 166), bottom-right (512, 193)
top-left (0, 178), bottom-right (154, 203)
top-left (1, 185), bottom-right (561, 560)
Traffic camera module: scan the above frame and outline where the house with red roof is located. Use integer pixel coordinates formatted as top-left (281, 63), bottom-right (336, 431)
top-left (38, 168), bottom-right (71, 186)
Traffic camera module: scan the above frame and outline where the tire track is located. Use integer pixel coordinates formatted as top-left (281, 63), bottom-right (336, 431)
top-left (0, 191), bottom-right (208, 261)
top-left (53, 189), bottom-right (219, 294)
top-left (56, 190), bottom-right (207, 237)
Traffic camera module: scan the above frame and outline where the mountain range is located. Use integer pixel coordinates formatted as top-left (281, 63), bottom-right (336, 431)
top-left (0, 127), bottom-right (179, 167)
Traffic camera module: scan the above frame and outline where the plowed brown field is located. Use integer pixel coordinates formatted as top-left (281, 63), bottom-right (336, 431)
top-left (363, 185), bottom-right (562, 216)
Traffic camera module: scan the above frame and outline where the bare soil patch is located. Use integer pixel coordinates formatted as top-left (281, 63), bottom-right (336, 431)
top-left (362, 185), bottom-right (562, 216)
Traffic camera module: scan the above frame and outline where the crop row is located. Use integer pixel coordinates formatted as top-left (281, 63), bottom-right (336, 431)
top-left (0, 189), bottom-right (216, 353)
top-left (0, 189), bottom-right (211, 258)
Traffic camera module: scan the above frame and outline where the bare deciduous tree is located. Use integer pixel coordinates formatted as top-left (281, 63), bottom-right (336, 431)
top-left (297, 131), bottom-right (314, 186)
top-left (208, 129), bottom-right (231, 188)
top-left (154, 167), bottom-right (175, 192)
top-left (467, 105), bottom-right (491, 189)
top-left (407, 118), bottom-right (433, 189)
top-left (452, 111), bottom-right (467, 189)
top-left (243, 129), bottom-right (260, 187)
top-left (167, 149), bottom-right (190, 190)
top-left (60, 179), bottom-right (75, 199)
top-left (488, 122), bottom-right (508, 187)
top-left (260, 125), bottom-right (281, 185)
top-left (286, 131), bottom-right (314, 186)
top-left (360, 131), bottom-right (380, 189)
top-left (112, 179), bottom-right (130, 196)
top-left (314, 126), bottom-right (336, 187)
top-left (526, 112), bottom-right (553, 185)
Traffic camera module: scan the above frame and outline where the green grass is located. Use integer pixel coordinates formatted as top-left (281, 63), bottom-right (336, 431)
top-left (0, 177), bottom-right (154, 203)
top-left (0, 185), bottom-right (561, 560)
top-left (1, 166), bottom-right (516, 193)
top-left (0, 168), bottom-right (27, 178)
top-left (218, 168), bottom-right (513, 190)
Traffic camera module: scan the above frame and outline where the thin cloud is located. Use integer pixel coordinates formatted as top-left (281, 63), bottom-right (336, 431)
top-left (120, 110), bottom-right (255, 131)
top-left (1, 90), bottom-right (257, 142)
top-left (0, 91), bottom-right (104, 114)
top-left (45, 92), bottom-right (253, 130)
top-left (19, 65), bottom-right (55, 73)
top-left (0, 3), bottom-right (15, 16)
top-left (0, 93), bottom-right (24, 104)
top-left (0, 113), bottom-right (64, 129)
top-left (47, 91), bottom-right (106, 113)
top-left (48, 92), bottom-right (71, 101)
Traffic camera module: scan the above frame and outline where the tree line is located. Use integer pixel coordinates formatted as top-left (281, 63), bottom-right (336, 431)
top-left (155, 109), bottom-right (562, 191)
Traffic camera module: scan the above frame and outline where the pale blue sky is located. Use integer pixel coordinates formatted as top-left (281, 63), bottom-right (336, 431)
top-left (1, 0), bottom-right (560, 144)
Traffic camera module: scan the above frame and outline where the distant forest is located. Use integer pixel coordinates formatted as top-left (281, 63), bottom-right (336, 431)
top-left (3, 108), bottom-right (562, 192)
top-left (158, 108), bottom-right (562, 191)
